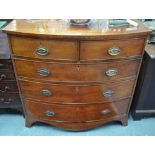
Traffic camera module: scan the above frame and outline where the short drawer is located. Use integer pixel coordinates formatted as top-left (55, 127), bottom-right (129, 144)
top-left (10, 36), bottom-right (78, 61)
top-left (80, 39), bottom-right (145, 61)
top-left (0, 82), bottom-right (19, 94)
top-left (19, 79), bottom-right (135, 103)
top-left (25, 98), bottom-right (130, 122)
top-left (0, 93), bottom-right (21, 107)
top-left (15, 58), bottom-right (140, 82)
top-left (0, 71), bottom-right (15, 81)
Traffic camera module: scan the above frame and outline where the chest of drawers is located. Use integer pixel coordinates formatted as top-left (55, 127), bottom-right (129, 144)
top-left (3, 19), bottom-right (150, 131)
top-left (0, 23), bottom-right (22, 111)
top-left (0, 60), bottom-right (22, 110)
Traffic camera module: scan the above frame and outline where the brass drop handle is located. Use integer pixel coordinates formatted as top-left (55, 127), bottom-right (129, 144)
top-left (44, 110), bottom-right (55, 117)
top-left (41, 89), bottom-right (52, 96)
top-left (105, 68), bottom-right (118, 77)
top-left (108, 47), bottom-right (121, 56)
top-left (0, 74), bottom-right (6, 81)
top-left (0, 86), bottom-right (9, 93)
top-left (102, 90), bottom-right (114, 97)
top-left (37, 69), bottom-right (50, 77)
top-left (101, 109), bottom-right (111, 115)
top-left (36, 47), bottom-right (48, 56)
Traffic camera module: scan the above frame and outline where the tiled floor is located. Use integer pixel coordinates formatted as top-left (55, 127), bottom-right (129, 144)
top-left (0, 110), bottom-right (155, 136)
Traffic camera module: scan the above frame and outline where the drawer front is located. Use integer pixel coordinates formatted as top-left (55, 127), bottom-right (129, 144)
top-left (10, 36), bottom-right (78, 61)
top-left (80, 39), bottom-right (145, 61)
top-left (19, 79), bottom-right (135, 103)
top-left (0, 82), bottom-right (19, 93)
top-left (0, 94), bottom-right (21, 106)
top-left (25, 98), bottom-right (130, 122)
top-left (0, 60), bottom-right (13, 71)
top-left (0, 71), bottom-right (15, 81)
top-left (15, 58), bottom-right (140, 82)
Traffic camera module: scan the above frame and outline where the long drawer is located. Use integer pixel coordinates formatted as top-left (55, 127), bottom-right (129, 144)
top-left (0, 82), bottom-right (19, 93)
top-left (25, 98), bottom-right (130, 122)
top-left (0, 93), bottom-right (21, 107)
top-left (10, 36), bottom-right (78, 61)
top-left (0, 71), bottom-right (15, 81)
top-left (19, 79), bottom-right (135, 103)
top-left (80, 39), bottom-right (145, 61)
top-left (0, 60), bottom-right (13, 71)
top-left (14, 58), bottom-right (140, 82)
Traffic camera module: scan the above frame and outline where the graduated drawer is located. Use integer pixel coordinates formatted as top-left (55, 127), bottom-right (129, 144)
top-left (19, 79), bottom-right (135, 103)
top-left (80, 39), bottom-right (145, 61)
top-left (0, 82), bottom-right (19, 93)
top-left (0, 71), bottom-right (15, 81)
top-left (10, 36), bottom-right (78, 61)
top-left (14, 58), bottom-right (140, 82)
top-left (0, 93), bottom-right (21, 107)
top-left (25, 98), bottom-right (130, 122)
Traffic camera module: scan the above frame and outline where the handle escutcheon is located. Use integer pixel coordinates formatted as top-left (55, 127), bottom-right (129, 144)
top-left (37, 69), bottom-right (50, 77)
top-left (103, 90), bottom-right (114, 98)
top-left (44, 110), bottom-right (55, 117)
top-left (108, 47), bottom-right (121, 56)
top-left (0, 86), bottom-right (9, 93)
top-left (0, 74), bottom-right (6, 81)
top-left (41, 89), bottom-right (52, 97)
top-left (36, 47), bottom-right (48, 56)
top-left (101, 109), bottom-right (111, 115)
top-left (105, 68), bottom-right (118, 77)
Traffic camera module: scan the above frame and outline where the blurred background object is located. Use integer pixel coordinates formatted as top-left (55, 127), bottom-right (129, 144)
top-left (140, 19), bottom-right (155, 43)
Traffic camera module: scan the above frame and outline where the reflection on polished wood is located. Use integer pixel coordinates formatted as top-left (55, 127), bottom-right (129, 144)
top-left (3, 19), bottom-right (150, 40)
top-left (14, 58), bottom-right (140, 83)
top-left (4, 20), bottom-right (150, 131)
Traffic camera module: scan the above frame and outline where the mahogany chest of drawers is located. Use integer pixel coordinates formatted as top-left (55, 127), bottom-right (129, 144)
top-left (0, 23), bottom-right (22, 112)
top-left (3, 19), bottom-right (150, 131)
top-left (131, 44), bottom-right (155, 120)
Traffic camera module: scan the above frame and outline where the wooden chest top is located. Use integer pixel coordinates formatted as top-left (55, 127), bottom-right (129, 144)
top-left (3, 19), bottom-right (150, 40)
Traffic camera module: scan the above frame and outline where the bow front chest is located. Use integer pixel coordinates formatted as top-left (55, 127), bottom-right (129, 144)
top-left (3, 20), bottom-right (150, 130)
